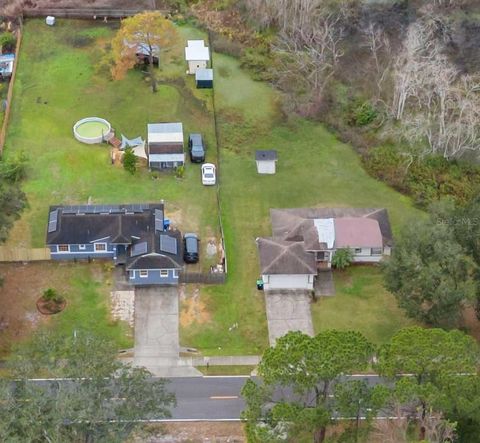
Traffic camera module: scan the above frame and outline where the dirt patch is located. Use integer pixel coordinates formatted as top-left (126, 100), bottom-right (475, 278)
top-left (0, 262), bottom-right (103, 356)
top-left (179, 284), bottom-right (211, 328)
top-left (133, 422), bottom-right (246, 443)
top-left (36, 295), bottom-right (67, 315)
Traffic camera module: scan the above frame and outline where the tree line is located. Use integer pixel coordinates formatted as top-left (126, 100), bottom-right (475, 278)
top-left (0, 330), bottom-right (175, 443)
top-left (384, 197), bottom-right (480, 328)
top-left (242, 327), bottom-right (479, 443)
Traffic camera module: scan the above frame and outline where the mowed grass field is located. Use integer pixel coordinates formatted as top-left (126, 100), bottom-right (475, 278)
top-left (5, 19), bottom-right (421, 356)
top-left (5, 19), bottom-right (218, 249)
top-left (2, 19), bottom-right (219, 349)
top-left (180, 54), bottom-right (422, 353)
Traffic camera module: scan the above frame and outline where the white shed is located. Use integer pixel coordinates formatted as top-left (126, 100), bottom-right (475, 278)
top-left (255, 150), bottom-right (278, 174)
top-left (46, 16), bottom-right (56, 26)
top-left (185, 40), bottom-right (210, 74)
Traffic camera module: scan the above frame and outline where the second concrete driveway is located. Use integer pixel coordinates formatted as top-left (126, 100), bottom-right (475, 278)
top-left (134, 286), bottom-right (180, 367)
top-left (265, 290), bottom-right (314, 345)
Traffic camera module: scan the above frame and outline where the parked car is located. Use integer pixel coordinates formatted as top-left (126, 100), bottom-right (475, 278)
top-left (201, 163), bottom-right (216, 186)
top-left (188, 133), bottom-right (205, 163)
top-left (183, 233), bottom-right (199, 263)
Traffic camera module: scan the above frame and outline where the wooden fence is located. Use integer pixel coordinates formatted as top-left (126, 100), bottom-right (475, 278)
top-left (0, 26), bottom-right (23, 155)
top-left (22, 8), bottom-right (168, 19)
top-left (0, 247), bottom-right (51, 262)
top-left (179, 271), bottom-right (226, 285)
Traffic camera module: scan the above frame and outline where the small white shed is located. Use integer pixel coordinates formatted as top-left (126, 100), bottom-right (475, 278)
top-left (46, 16), bottom-right (56, 26)
top-left (255, 150), bottom-right (278, 174)
top-left (185, 40), bottom-right (210, 74)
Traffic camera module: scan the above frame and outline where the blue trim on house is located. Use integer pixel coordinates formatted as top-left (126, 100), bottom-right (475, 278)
top-left (50, 243), bottom-right (116, 260)
top-left (128, 269), bottom-right (179, 286)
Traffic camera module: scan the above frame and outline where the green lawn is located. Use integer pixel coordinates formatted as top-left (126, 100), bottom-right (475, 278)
top-left (6, 19), bottom-right (422, 355)
top-left (5, 19), bottom-right (219, 251)
top-left (311, 267), bottom-right (416, 344)
top-left (0, 262), bottom-right (131, 356)
top-left (3, 19), bottom-right (220, 345)
top-left (180, 54), bottom-right (422, 352)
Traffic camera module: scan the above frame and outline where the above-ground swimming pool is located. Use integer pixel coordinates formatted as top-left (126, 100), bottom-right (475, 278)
top-left (73, 117), bottom-right (111, 144)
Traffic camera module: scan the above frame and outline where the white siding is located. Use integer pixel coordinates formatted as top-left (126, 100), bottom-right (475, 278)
top-left (352, 255), bottom-right (383, 263)
top-left (149, 153), bottom-right (185, 163)
top-left (262, 274), bottom-right (314, 290)
top-left (256, 160), bottom-right (276, 174)
top-left (352, 247), bottom-right (372, 257)
top-left (188, 60), bottom-right (208, 74)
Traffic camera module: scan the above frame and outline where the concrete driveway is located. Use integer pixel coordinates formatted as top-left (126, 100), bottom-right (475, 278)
top-left (134, 287), bottom-right (179, 364)
top-left (133, 286), bottom-right (201, 377)
top-left (265, 290), bottom-right (314, 345)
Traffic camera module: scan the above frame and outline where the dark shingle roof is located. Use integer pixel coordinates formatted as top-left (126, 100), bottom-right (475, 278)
top-left (148, 143), bottom-right (184, 155)
top-left (255, 150), bottom-right (278, 161)
top-left (46, 203), bottom-right (183, 270)
top-left (257, 237), bottom-right (317, 275)
top-left (126, 229), bottom-right (183, 270)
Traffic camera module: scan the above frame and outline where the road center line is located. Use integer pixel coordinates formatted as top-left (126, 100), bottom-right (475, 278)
top-left (209, 395), bottom-right (239, 400)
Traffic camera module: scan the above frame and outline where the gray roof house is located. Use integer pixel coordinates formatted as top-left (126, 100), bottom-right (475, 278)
top-left (257, 207), bottom-right (392, 291)
top-left (147, 122), bottom-right (185, 170)
top-left (46, 203), bottom-right (183, 286)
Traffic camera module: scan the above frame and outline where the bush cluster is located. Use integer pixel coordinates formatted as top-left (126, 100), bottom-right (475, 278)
top-left (364, 146), bottom-right (480, 208)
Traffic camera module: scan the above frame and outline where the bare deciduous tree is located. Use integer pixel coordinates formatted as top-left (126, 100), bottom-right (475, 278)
top-left (391, 15), bottom-right (480, 160)
top-left (362, 22), bottom-right (391, 96)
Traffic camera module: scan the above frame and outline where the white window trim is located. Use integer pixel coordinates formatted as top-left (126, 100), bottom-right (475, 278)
top-left (79, 244), bottom-right (86, 250)
top-left (173, 270), bottom-right (179, 278)
top-left (160, 270), bottom-right (169, 277)
top-left (94, 243), bottom-right (107, 252)
top-left (354, 248), bottom-right (362, 254)
top-left (139, 270), bottom-right (148, 278)
top-left (57, 245), bottom-right (70, 253)
top-left (129, 271), bottom-right (135, 279)
top-left (371, 247), bottom-right (383, 255)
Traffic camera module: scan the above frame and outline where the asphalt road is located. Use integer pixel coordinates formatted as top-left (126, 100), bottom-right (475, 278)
top-left (167, 376), bottom-right (249, 421)
top-left (23, 375), bottom-right (393, 421)
top-left (165, 374), bottom-right (391, 421)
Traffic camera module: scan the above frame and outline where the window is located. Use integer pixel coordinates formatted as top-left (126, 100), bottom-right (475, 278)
top-left (79, 244), bottom-right (86, 250)
top-left (129, 271), bottom-right (135, 279)
top-left (371, 247), bottom-right (383, 255)
top-left (58, 245), bottom-right (69, 252)
top-left (354, 248), bottom-right (362, 254)
top-left (173, 270), bottom-right (179, 278)
top-left (160, 270), bottom-right (169, 278)
top-left (139, 270), bottom-right (148, 278)
top-left (94, 243), bottom-right (106, 252)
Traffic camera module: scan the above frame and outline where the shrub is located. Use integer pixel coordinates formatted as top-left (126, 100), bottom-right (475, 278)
top-left (240, 45), bottom-right (273, 81)
top-left (0, 152), bottom-right (28, 183)
top-left (211, 33), bottom-right (243, 57)
top-left (123, 148), bottom-right (137, 175)
top-left (175, 164), bottom-right (185, 179)
top-left (348, 101), bottom-right (378, 126)
top-left (332, 248), bottom-right (354, 269)
top-left (0, 32), bottom-right (16, 52)
top-left (42, 288), bottom-right (64, 305)
top-left (363, 146), bottom-right (480, 208)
